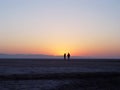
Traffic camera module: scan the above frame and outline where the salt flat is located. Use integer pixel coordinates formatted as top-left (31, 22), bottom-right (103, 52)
top-left (0, 59), bottom-right (120, 90)
top-left (0, 59), bottom-right (120, 75)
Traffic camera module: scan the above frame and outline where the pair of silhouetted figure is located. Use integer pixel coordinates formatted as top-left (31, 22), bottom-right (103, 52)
top-left (64, 53), bottom-right (70, 60)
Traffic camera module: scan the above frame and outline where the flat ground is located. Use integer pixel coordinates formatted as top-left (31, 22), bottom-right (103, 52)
top-left (0, 58), bottom-right (120, 76)
top-left (0, 59), bottom-right (120, 90)
top-left (0, 58), bottom-right (120, 67)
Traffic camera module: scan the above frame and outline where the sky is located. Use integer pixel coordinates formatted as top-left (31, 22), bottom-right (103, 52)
top-left (0, 0), bottom-right (120, 57)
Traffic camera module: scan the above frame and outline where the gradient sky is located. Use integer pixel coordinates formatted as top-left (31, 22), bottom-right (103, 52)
top-left (0, 0), bottom-right (120, 57)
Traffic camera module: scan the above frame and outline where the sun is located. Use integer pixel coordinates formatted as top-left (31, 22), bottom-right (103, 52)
top-left (49, 43), bottom-right (81, 56)
top-left (53, 49), bottom-right (67, 56)
top-left (52, 46), bottom-right (68, 56)
top-left (58, 50), bottom-right (67, 56)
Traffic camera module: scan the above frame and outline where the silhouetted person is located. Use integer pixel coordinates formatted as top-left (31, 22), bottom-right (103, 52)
top-left (67, 53), bottom-right (70, 60)
top-left (64, 53), bottom-right (66, 60)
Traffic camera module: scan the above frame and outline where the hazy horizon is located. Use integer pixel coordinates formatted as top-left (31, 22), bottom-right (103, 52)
top-left (0, 0), bottom-right (120, 58)
top-left (0, 53), bottom-right (120, 59)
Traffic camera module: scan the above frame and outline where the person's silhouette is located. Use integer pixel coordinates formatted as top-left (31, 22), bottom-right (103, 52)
top-left (64, 53), bottom-right (66, 60)
top-left (67, 53), bottom-right (70, 60)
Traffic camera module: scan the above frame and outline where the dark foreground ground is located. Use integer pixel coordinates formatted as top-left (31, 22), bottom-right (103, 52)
top-left (0, 58), bottom-right (120, 90)
top-left (0, 74), bottom-right (120, 90)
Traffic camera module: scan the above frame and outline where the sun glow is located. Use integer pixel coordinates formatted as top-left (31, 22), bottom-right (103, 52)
top-left (51, 45), bottom-right (81, 56)
top-left (51, 47), bottom-right (68, 56)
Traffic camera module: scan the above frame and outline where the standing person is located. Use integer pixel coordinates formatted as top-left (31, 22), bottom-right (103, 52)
top-left (64, 53), bottom-right (66, 60)
top-left (67, 53), bottom-right (70, 60)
